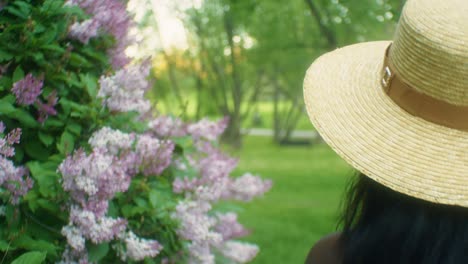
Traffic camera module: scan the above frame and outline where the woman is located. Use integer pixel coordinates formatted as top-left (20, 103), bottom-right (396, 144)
top-left (302, 0), bottom-right (468, 263)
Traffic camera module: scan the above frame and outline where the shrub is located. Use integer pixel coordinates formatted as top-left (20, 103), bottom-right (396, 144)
top-left (0, 1), bottom-right (271, 263)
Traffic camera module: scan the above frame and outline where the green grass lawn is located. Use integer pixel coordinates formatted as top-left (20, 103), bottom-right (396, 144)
top-left (232, 136), bottom-right (353, 264)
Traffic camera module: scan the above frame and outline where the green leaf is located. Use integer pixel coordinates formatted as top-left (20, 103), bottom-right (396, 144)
top-left (41, 44), bottom-right (65, 53)
top-left (24, 140), bottom-right (50, 161)
top-left (0, 97), bottom-right (16, 114)
top-left (0, 50), bottom-right (13, 62)
top-left (11, 251), bottom-right (46, 264)
top-left (36, 199), bottom-right (59, 213)
top-left (5, 5), bottom-right (31, 20)
top-left (12, 66), bottom-right (25, 83)
top-left (38, 132), bottom-right (54, 146)
top-left (69, 53), bottom-right (92, 68)
top-left (80, 73), bottom-right (98, 98)
top-left (11, 109), bottom-right (38, 128)
top-left (0, 240), bottom-right (11, 251)
top-left (0, 76), bottom-right (12, 91)
top-left (27, 161), bottom-right (58, 197)
top-left (43, 118), bottom-right (64, 128)
top-left (13, 236), bottom-right (57, 256)
top-left (66, 122), bottom-right (82, 135)
top-left (57, 131), bottom-right (75, 155)
top-left (88, 243), bottom-right (109, 262)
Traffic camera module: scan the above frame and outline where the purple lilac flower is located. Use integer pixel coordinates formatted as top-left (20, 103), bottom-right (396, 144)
top-left (69, 19), bottom-right (100, 44)
top-left (37, 90), bottom-right (58, 123)
top-left (173, 177), bottom-right (199, 194)
top-left (187, 117), bottom-right (229, 141)
top-left (119, 231), bottom-right (163, 261)
top-left (97, 62), bottom-right (152, 114)
top-left (0, 62), bottom-right (10, 77)
top-left (0, 124), bottom-right (33, 205)
top-left (215, 213), bottom-right (249, 240)
top-left (57, 248), bottom-right (90, 264)
top-left (198, 150), bottom-right (238, 183)
top-left (66, 0), bottom-right (133, 69)
top-left (135, 134), bottom-right (174, 176)
top-left (11, 73), bottom-right (43, 106)
top-left (218, 241), bottom-right (259, 263)
top-left (149, 116), bottom-right (187, 138)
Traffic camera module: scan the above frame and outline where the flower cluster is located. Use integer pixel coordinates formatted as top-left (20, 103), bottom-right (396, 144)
top-left (66, 0), bottom-right (133, 68)
top-left (170, 117), bottom-right (272, 263)
top-left (97, 62), bottom-right (152, 114)
top-left (172, 200), bottom-right (222, 264)
top-left (148, 116), bottom-right (187, 138)
top-left (59, 126), bottom-right (175, 262)
top-left (187, 117), bottom-right (229, 141)
top-left (11, 73), bottom-right (43, 106)
top-left (136, 134), bottom-right (175, 176)
top-left (118, 231), bottom-right (164, 261)
top-left (0, 122), bottom-right (33, 205)
top-left (11, 73), bottom-right (58, 122)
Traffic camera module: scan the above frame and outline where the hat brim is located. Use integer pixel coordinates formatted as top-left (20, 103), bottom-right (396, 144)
top-left (304, 41), bottom-right (468, 207)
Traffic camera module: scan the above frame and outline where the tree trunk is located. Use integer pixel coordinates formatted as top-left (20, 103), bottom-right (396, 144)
top-left (222, 9), bottom-right (243, 147)
top-left (304, 0), bottom-right (337, 49)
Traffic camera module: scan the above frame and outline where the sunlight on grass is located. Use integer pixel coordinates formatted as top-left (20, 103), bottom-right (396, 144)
top-left (233, 136), bottom-right (352, 264)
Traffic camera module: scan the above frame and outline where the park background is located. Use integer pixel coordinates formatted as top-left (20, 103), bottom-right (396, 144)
top-left (137, 0), bottom-right (405, 263)
top-left (0, 0), bottom-right (406, 263)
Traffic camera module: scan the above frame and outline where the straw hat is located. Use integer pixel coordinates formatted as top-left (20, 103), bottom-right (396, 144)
top-left (303, 0), bottom-right (468, 206)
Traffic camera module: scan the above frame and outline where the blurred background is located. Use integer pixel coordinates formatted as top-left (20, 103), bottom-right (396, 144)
top-left (127, 0), bottom-right (404, 263)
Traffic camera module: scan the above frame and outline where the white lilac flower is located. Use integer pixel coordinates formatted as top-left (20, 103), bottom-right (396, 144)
top-left (61, 225), bottom-right (86, 252)
top-left (119, 231), bottom-right (163, 261)
top-left (223, 173), bottom-right (273, 202)
top-left (219, 241), bottom-right (259, 263)
top-left (59, 148), bottom-right (132, 215)
top-left (69, 207), bottom-right (127, 244)
top-left (97, 62), bottom-right (151, 114)
top-left (187, 117), bottom-right (229, 141)
top-left (57, 248), bottom-right (89, 264)
top-left (88, 127), bottom-right (135, 155)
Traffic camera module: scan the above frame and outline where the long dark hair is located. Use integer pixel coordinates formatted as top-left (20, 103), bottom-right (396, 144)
top-left (339, 172), bottom-right (468, 264)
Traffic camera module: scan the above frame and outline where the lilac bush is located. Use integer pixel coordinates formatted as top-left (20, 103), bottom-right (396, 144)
top-left (0, 0), bottom-right (271, 263)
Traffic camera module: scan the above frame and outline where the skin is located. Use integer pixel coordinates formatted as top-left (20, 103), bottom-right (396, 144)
top-left (305, 232), bottom-right (343, 264)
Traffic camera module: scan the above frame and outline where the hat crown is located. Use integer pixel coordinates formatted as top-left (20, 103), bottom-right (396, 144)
top-left (390, 0), bottom-right (468, 105)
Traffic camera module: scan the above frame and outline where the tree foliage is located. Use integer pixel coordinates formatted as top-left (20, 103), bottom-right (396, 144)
top-left (146, 0), bottom-right (404, 144)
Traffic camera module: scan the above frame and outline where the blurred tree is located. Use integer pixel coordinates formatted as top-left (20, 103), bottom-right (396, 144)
top-left (132, 0), bottom-right (405, 146)
top-left (246, 0), bottom-right (403, 143)
top-left (180, 0), bottom-right (263, 147)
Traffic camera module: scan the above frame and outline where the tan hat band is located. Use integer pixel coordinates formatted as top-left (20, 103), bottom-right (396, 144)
top-left (382, 47), bottom-right (468, 131)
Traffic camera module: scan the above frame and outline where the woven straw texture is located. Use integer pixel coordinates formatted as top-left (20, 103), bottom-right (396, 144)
top-left (304, 41), bottom-right (468, 206)
top-left (303, 0), bottom-right (468, 206)
top-left (390, 0), bottom-right (468, 105)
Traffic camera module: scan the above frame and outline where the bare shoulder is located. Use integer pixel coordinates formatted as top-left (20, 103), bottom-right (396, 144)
top-left (305, 232), bottom-right (343, 264)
